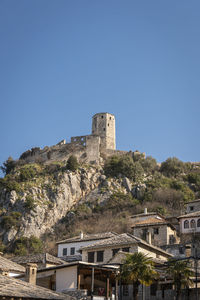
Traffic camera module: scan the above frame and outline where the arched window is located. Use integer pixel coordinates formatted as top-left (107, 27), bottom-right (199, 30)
top-left (190, 219), bottom-right (196, 228)
top-left (184, 220), bottom-right (189, 229)
top-left (197, 219), bottom-right (200, 227)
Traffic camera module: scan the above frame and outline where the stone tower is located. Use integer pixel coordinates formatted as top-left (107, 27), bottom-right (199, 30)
top-left (92, 112), bottom-right (116, 151)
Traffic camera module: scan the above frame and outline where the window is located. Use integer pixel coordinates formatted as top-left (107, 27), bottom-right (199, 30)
top-left (190, 206), bottom-right (194, 211)
top-left (191, 219), bottom-right (196, 228)
top-left (122, 247), bottom-right (130, 252)
top-left (197, 219), bottom-right (200, 227)
top-left (154, 228), bottom-right (159, 234)
top-left (88, 252), bottom-right (95, 263)
top-left (70, 247), bottom-right (75, 255)
top-left (32, 269), bottom-right (35, 274)
top-left (179, 247), bottom-right (184, 254)
top-left (184, 220), bottom-right (189, 228)
top-left (150, 283), bottom-right (157, 296)
top-left (142, 228), bottom-right (148, 240)
top-left (101, 115), bottom-right (103, 118)
top-left (112, 248), bottom-right (120, 257)
top-left (123, 285), bottom-right (129, 296)
top-left (97, 251), bottom-right (104, 262)
top-left (63, 248), bottom-right (67, 256)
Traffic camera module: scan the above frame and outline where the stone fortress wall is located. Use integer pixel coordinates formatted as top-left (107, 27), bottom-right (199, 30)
top-left (18, 112), bottom-right (143, 165)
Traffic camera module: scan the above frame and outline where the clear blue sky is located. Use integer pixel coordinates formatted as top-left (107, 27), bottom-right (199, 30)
top-left (0, 0), bottom-right (200, 176)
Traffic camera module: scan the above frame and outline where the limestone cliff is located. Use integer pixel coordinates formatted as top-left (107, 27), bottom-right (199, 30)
top-left (0, 163), bottom-right (126, 246)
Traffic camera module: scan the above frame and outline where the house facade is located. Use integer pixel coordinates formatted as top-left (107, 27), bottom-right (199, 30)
top-left (178, 211), bottom-right (200, 234)
top-left (80, 233), bottom-right (172, 264)
top-left (57, 232), bottom-right (117, 261)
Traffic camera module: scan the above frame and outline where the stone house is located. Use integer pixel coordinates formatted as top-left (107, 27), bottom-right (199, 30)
top-left (178, 211), bottom-right (200, 235)
top-left (57, 232), bottom-right (117, 261)
top-left (0, 273), bottom-right (73, 299)
top-left (80, 233), bottom-right (172, 264)
top-left (186, 199), bottom-right (200, 214)
top-left (0, 255), bottom-right (25, 277)
top-left (10, 253), bottom-right (65, 270)
top-left (132, 216), bottom-right (179, 247)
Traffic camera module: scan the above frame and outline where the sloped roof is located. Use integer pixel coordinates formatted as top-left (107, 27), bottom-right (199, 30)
top-left (132, 217), bottom-right (176, 230)
top-left (130, 212), bottom-right (164, 219)
top-left (80, 233), bottom-right (172, 257)
top-left (0, 256), bottom-right (25, 273)
top-left (108, 251), bottom-right (165, 265)
top-left (0, 274), bottom-right (73, 299)
top-left (186, 199), bottom-right (200, 204)
top-left (10, 253), bottom-right (65, 267)
top-left (134, 217), bottom-right (167, 225)
top-left (177, 211), bottom-right (200, 219)
top-left (57, 232), bottom-right (117, 244)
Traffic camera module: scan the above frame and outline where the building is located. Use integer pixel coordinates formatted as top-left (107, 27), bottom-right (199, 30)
top-left (130, 209), bottom-right (179, 247)
top-left (57, 232), bottom-right (117, 261)
top-left (80, 233), bottom-right (172, 265)
top-left (178, 211), bottom-right (200, 235)
top-left (0, 255), bottom-right (25, 277)
top-left (10, 253), bottom-right (66, 270)
top-left (186, 199), bottom-right (200, 214)
top-left (19, 113), bottom-right (119, 165)
top-left (0, 273), bottom-right (73, 300)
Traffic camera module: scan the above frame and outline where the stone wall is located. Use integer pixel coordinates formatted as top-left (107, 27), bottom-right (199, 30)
top-left (133, 224), bottom-right (179, 247)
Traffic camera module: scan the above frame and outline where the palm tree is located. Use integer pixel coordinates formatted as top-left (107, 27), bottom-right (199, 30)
top-left (167, 259), bottom-right (194, 300)
top-left (120, 252), bottom-right (159, 300)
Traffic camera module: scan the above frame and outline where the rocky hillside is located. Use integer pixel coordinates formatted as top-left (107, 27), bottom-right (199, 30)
top-left (0, 153), bottom-right (200, 255)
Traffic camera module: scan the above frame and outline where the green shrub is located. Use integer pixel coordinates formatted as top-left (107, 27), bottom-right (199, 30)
top-left (25, 195), bottom-right (36, 210)
top-left (141, 156), bottom-right (158, 174)
top-left (1, 212), bottom-right (22, 230)
top-left (66, 155), bottom-right (79, 171)
top-left (13, 236), bottom-right (43, 255)
top-left (105, 192), bottom-right (139, 212)
top-left (0, 157), bottom-right (16, 175)
top-left (186, 172), bottom-right (200, 190)
top-left (19, 166), bottom-right (37, 181)
top-left (0, 175), bottom-right (22, 193)
top-left (160, 157), bottom-right (186, 177)
top-left (104, 155), bottom-right (144, 181)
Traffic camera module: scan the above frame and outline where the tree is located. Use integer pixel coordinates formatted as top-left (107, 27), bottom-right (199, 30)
top-left (0, 157), bottom-right (15, 175)
top-left (66, 155), bottom-right (79, 171)
top-left (160, 157), bottom-right (185, 178)
top-left (167, 259), bottom-right (194, 300)
top-left (120, 252), bottom-right (158, 300)
top-left (104, 155), bottom-right (144, 181)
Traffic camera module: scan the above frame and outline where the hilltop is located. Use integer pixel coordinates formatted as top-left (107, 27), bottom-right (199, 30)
top-left (0, 151), bottom-right (199, 256)
top-left (0, 112), bottom-right (199, 255)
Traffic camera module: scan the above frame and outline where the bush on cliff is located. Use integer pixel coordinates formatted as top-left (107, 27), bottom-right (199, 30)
top-left (66, 155), bottom-right (79, 171)
top-left (13, 236), bottom-right (43, 255)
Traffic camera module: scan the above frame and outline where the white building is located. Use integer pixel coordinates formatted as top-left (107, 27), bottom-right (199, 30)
top-left (57, 232), bottom-right (117, 261)
top-left (178, 211), bottom-right (200, 234)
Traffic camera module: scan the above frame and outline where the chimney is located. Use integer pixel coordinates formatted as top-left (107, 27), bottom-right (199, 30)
top-left (146, 231), bottom-right (152, 245)
top-left (25, 263), bottom-right (37, 285)
top-left (144, 208), bottom-right (148, 214)
top-left (80, 231), bottom-right (84, 239)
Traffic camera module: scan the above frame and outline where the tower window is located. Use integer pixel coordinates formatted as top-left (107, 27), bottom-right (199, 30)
top-left (110, 117), bottom-right (111, 120)
top-left (103, 128), bottom-right (105, 131)
top-left (108, 123), bottom-right (109, 126)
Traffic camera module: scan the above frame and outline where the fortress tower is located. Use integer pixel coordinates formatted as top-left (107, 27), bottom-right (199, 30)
top-left (92, 112), bottom-right (116, 151)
